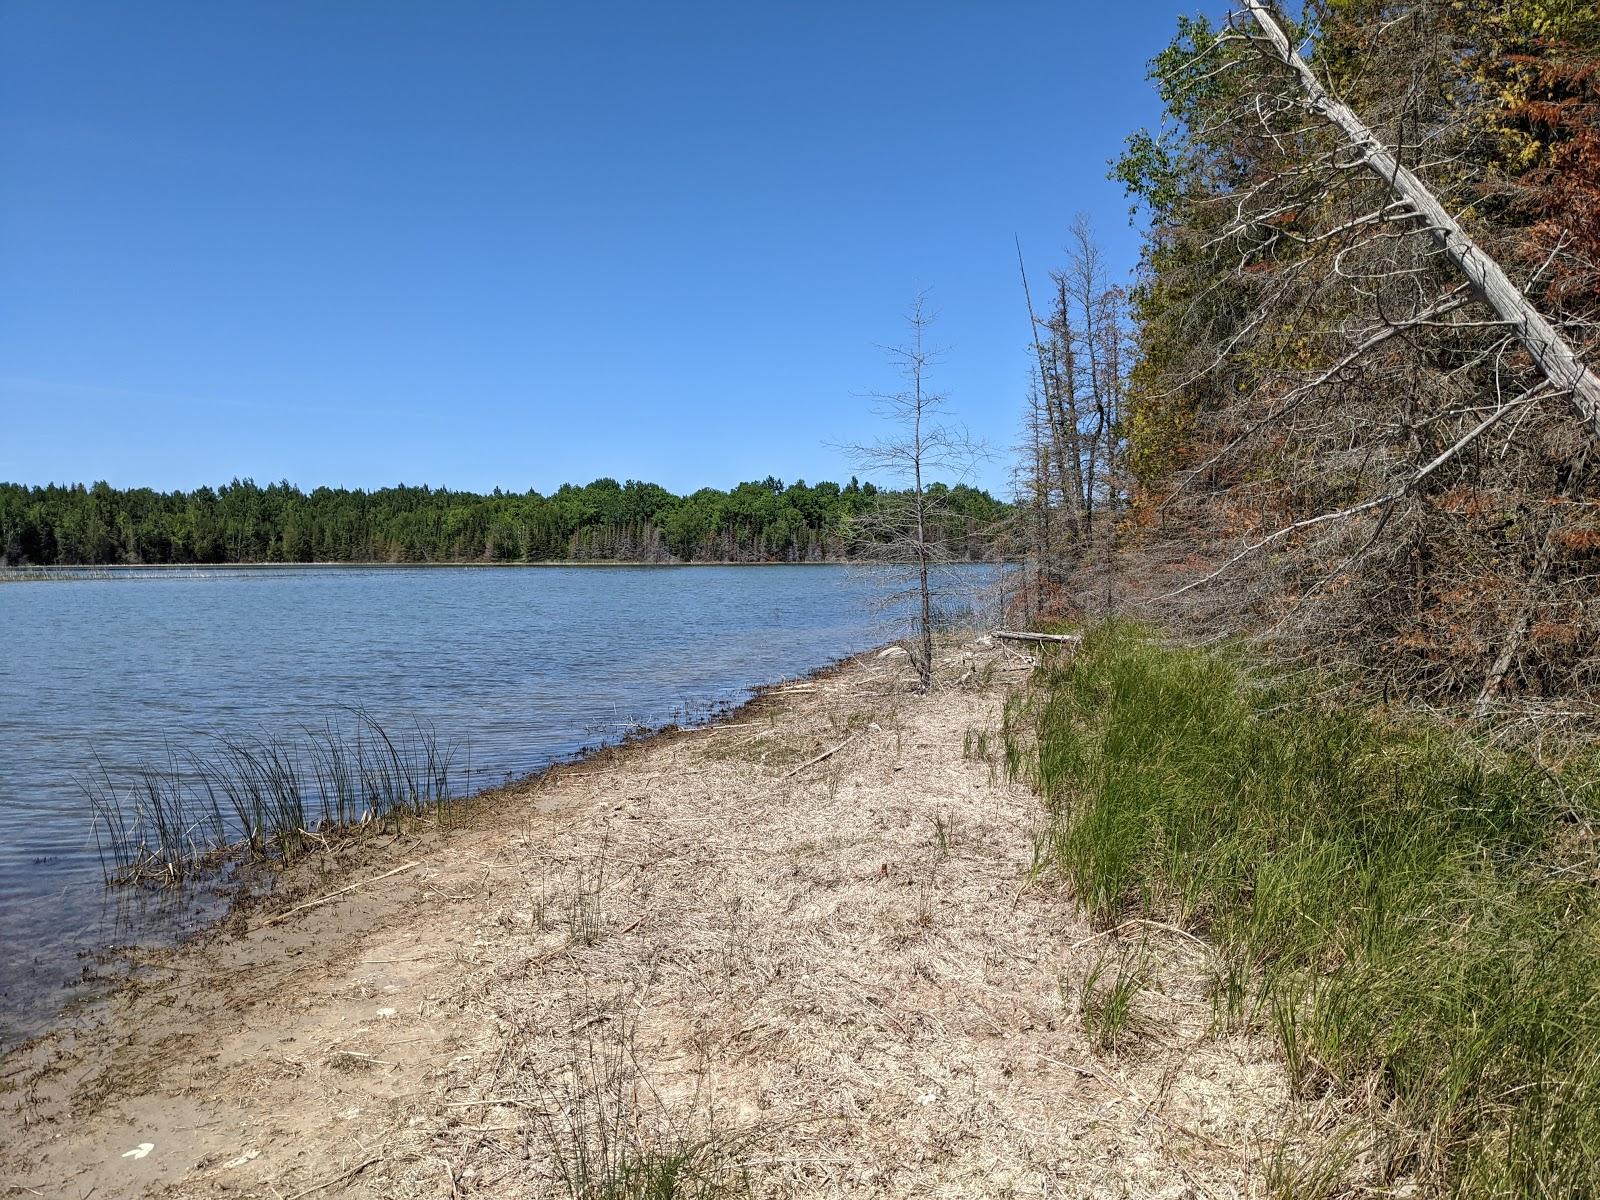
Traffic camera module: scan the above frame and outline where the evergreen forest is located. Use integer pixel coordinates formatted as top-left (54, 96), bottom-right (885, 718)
top-left (0, 475), bottom-right (1008, 566)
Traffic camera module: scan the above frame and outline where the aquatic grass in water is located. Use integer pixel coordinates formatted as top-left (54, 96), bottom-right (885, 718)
top-left (1010, 622), bottom-right (1600, 1195)
top-left (82, 709), bottom-right (459, 884)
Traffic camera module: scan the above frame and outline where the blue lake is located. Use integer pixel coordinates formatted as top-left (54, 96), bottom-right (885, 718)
top-left (0, 564), bottom-right (996, 1040)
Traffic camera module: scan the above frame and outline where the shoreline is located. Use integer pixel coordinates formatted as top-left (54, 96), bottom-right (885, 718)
top-left (1, 637), bottom-right (1311, 1198)
top-left (0, 560), bottom-right (1004, 578)
top-left (0, 645), bottom-right (881, 1049)
top-left (0, 643), bottom-right (907, 1193)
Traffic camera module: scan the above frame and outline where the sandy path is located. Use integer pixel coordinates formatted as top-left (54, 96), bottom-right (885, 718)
top-left (1, 641), bottom-right (1309, 1198)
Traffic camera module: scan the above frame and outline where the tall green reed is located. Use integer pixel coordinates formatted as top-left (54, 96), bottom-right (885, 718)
top-left (83, 708), bottom-right (459, 884)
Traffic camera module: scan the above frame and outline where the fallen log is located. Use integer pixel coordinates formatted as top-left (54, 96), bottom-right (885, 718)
top-left (993, 630), bottom-right (1083, 645)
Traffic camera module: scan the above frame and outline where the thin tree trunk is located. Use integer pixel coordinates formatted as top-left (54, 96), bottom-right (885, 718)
top-left (1475, 447), bottom-right (1590, 714)
top-left (914, 361), bottom-right (933, 691)
top-left (1054, 280), bottom-right (1091, 523)
top-left (1031, 386), bottom-right (1052, 610)
top-left (1073, 276), bottom-right (1103, 538)
top-left (1017, 241), bottom-right (1084, 549)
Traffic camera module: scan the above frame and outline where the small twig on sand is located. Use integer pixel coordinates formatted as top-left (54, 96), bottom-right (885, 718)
top-left (782, 731), bottom-right (862, 779)
top-left (260, 861), bottom-right (420, 928)
top-left (333, 1050), bottom-right (397, 1066)
top-left (283, 1155), bottom-right (382, 1200)
top-left (445, 1098), bottom-right (555, 1112)
top-left (1068, 917), bottom-right (1212, 955)
top-left (1134, 918), bottom-right (1213, 954)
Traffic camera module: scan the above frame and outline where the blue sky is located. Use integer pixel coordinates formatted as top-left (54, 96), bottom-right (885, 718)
top-left (2, 2), bottom-right (1216, 497)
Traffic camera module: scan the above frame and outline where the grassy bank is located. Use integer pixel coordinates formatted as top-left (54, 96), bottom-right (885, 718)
top-left (1008, 623), bottom-right (1600, 1196)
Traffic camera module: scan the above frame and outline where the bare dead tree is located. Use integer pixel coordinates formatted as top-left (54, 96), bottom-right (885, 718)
top-left (1018, 239), bottom-right (1086, 558)
top-left (1062, 215), bottom-right (1132, 535)
top-left (843, 292), bottom-right (981, 689)
top-left (1001, 364), bottom-right (1058, 625)
top-left (1014, 221), bottom-right (1132, 618)
top-left (1022, 367), bottom-right (1055, 616)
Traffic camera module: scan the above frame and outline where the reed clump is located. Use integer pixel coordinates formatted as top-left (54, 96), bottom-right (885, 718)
top-left (530, 1007), bottom-right (751, 1200)
top-left (84, 709), bottom-right (457, 885)
top-left (1009, 622), bottom-right (1600, 1196)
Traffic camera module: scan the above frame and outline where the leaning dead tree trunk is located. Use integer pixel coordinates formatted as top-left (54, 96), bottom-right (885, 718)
top-left (1239, 0), bottom-right (1600, 443)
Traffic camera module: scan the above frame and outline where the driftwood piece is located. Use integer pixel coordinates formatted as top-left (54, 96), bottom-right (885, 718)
top-left (782, 731), bottom-right (862, 778)
top-left (259, 860), bottom-right (420, 928)
top-left (993, 630), bottom-right (1083, 645)
top-left (1239, 0), bottom-right (1600, 442)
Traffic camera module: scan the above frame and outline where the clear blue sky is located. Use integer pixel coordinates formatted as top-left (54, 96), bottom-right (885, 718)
top-left (2, 1), bottom-right (1216, 497)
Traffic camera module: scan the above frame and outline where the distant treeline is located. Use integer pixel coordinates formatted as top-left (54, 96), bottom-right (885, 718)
top-left (0, 476), bottom-right (1009, 566)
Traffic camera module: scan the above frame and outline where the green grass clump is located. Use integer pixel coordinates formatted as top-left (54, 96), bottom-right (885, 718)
top-left (532, 1008), bottom-right (750, 1200)
top-left (1011, 622), bottom-right (1600, 1196)
top-left (1077, 941), bottom-right (1148, 1052)
top-left (554, 1141), bottom-right (745, 1200)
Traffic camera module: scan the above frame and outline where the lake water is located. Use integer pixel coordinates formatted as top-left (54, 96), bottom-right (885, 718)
top-left (0, 564), bottom-right (998, 1042)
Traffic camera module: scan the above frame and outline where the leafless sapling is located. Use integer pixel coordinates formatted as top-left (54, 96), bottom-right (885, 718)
top-left (843, 292), bottom-right (981, 690)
